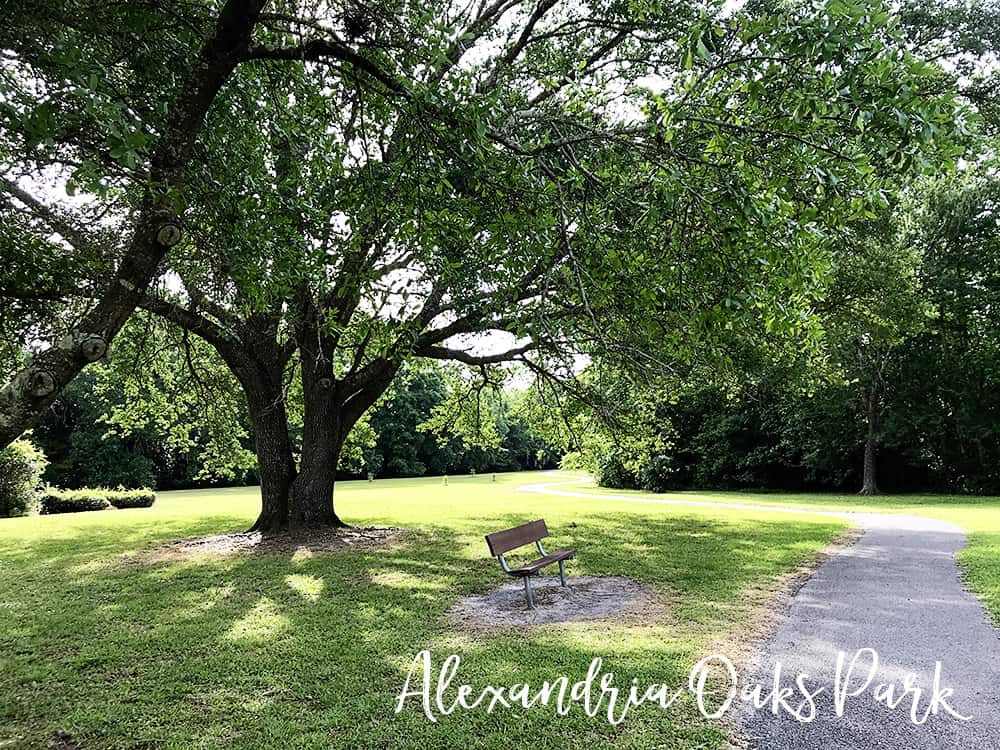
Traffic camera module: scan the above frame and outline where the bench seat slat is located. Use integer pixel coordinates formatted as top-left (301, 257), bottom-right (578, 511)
top-left (505, 548), bottom-right (575, 577)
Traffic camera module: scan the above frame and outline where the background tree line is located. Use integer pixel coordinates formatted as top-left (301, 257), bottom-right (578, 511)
top-left (25, 359), bottom-right (558, 491)
top-left (10, 161), bottom-right (1000, 499)
top-left (565, 170), bottom-right (1000, 495)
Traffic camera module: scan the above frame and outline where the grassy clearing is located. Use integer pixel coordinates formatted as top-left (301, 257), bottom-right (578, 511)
top-left (0, 471), bottom-right (847, 749)
top-left (561, 478), bottom-right (1000, 623)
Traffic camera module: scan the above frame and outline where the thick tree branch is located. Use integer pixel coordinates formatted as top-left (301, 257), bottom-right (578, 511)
top-left (415, 342), bottom-right (535, 364)
top-left (137, 294), bottom-right (239, 357)
top-left (0, 0), bottom-right (268, 448)
top-left (340, 357), bottom-right (400, 427)
top-left (244, 39), bottom-right (409, 96)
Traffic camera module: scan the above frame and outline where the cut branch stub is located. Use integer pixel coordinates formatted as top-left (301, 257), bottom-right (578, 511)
top-left (28, 369), bottom-right (57, 398)
top-left (79, 335), bottom-right (108, 362)
top-left (154, 219), bottom-right (183, 247)
top-left (317, 377), bottom-right (333, 390)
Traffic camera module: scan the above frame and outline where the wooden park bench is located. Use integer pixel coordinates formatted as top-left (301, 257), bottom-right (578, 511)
top-left (485, 519), bottom-right (575, 609)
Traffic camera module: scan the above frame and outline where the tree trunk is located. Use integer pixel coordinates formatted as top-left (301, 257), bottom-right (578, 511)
top-left (288, 374), bottom-right (347, 528)
top-left (859, 393), bottom-right (880, 496)
top-left (288, 351), bottom-right (400, 528)
top-left (245, 381), bottom-right (297, 533)
top-left (288, 442), bottom-right (346, 529)
top-left (136, 297), bottom-right (299, 532)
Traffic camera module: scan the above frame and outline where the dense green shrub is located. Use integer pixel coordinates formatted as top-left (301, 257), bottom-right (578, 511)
top-left (594, 451), bottom-right (637, 490)
top-left (39, 487), bottom-right (157, 514)
top-left (40, 488), bottom-right (110, 514)
top-left (0, 438), bottom-right (48, 517)
top-left (638, 454), bottom-right (682, 493)
top-left (107, 489), bottom-right (156, 509)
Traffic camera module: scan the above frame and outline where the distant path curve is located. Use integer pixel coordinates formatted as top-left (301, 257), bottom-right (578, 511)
top-left (520, 474), bottom-right (1000, 750)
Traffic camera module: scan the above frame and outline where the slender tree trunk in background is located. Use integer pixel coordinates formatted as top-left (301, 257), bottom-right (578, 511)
top-left (859, 392), bottom-right (880, 495)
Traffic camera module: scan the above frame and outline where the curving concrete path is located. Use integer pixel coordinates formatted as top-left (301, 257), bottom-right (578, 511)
top-left (520, 476), bottom-right (1000, 749)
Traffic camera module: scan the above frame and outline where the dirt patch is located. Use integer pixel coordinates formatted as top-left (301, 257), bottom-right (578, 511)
top-left (48, 732), bottom-right (81, 750)
top-left (127, 526), bottom-right (402, 564)
top-left (448, 575), bottom-right (659, 631)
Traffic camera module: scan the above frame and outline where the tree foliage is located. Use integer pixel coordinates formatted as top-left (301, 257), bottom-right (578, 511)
top-left (1, 0), bottom-right (272, 446)
top-left (0, 0), bottom-right (969, 527)
top-left (577, 167), bottom-right (1000, 494)
top-left (0, 437), bottom-right (48, 516)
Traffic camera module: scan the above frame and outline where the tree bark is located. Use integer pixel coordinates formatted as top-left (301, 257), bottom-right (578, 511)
top-left (0, 0), bottom-right (267, 449)
top-left (288, 424), bottom-right (346, 529)
top-left (287, 345), bottom-right (347, 528)
top-left (288, 388), bottom-right (353, 529)
top-left (243, 374), bottom-right (297, 533)
top-left (859, 392), bottom-right (880, 496)
top-left (221, 331), bottom-right (297, 533)
top-left (287, 307), bottom-right (401, 528)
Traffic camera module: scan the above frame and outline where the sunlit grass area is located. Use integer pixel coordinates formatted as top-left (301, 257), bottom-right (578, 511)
top-left (561, 478), bottom-right (1000, 623)
top-left (0, 471), bottom-right (849, 749)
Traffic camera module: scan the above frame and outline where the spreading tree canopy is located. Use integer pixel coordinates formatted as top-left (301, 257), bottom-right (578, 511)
top-left (2, 0), bottom-right (963, 528)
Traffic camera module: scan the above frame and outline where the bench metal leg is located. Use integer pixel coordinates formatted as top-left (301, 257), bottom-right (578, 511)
top-left (558, 560), bottom-right (567, 587)
top-left (524, 576), bottom-right (534, 609)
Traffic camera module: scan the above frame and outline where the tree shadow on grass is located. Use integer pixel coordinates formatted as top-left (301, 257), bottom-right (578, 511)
top-left (0, 510), bottom-right (842, 749)
top-left (0, 512), bottom-right (254, 568)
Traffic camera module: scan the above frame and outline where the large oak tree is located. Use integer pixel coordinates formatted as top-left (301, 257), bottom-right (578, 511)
top-left (3, 0), bottom-right (962, 530)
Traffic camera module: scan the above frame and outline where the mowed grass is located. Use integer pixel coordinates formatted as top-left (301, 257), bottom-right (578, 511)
top-left (562, 479), bottom-right (1000, 623)
top-left (0, 471), bottom-right (848, 749)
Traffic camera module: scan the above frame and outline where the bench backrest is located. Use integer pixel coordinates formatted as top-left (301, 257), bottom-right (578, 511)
top-left (485, 519), bottom-right (548, 556)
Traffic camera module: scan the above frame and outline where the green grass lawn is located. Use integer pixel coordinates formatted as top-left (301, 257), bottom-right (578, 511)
top-left (561, 478), bottom-right (1000, 623)
top-left (0, 471), bottom-right (858, 749)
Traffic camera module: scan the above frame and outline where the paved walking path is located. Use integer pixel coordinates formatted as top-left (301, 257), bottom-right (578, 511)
top-left (520, 476), bottom-right (1000, 749)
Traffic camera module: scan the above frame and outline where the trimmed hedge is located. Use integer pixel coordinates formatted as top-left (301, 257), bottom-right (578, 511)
top-left (41, 489), bottom-right (109, 514)
top-left (40, 488), bottom-right (156, 515)
top-left (107, 489), bottom-right (156, 509)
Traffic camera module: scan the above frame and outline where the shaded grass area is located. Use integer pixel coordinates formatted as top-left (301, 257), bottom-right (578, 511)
top-left (0, 472), bottom-right (845, 749)
top-left (562, 477), bottom-right (1000, 623)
